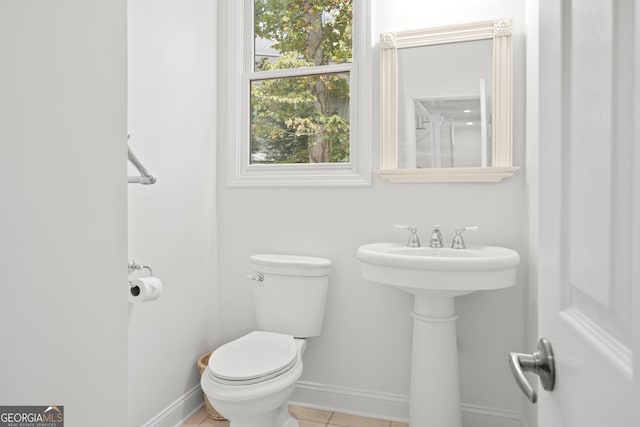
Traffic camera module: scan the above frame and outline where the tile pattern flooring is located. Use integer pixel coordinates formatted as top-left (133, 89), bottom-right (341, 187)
top-left (183, 405), bottom-right (408, 427)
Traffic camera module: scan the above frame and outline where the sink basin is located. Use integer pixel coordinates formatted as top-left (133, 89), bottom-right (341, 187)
top-left (357, 242), bottom-right (520, 297)
top-left (357, 241), bottom-right (520, 427)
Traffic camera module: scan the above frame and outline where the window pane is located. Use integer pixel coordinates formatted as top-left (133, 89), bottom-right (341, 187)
top-left (250, 72), bottom-right (350, 164)
top-left (254, 0), bottom-right (353, 71)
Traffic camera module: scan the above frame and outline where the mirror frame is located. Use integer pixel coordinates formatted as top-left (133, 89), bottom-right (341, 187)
top-left (378, 19), bottom-right (518, 183)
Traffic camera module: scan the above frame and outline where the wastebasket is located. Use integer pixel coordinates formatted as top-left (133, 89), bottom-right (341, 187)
top-left (197, 352), bottom-right (226, 420)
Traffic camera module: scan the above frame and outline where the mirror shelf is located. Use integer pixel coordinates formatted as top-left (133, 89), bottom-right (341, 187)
top-left (379, 19), bottom-right (515, 183)
top-left (376, 166), bottom-right (519, 183)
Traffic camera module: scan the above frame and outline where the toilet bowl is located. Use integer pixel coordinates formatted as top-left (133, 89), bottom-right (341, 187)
top-left (201, 254), bottom-right (331, 427)
top-left (202, 331), bottom-right (306, 427)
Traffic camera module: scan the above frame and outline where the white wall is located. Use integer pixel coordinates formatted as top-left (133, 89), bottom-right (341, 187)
top-left (0, 1), bottom-right (128, 425)
top-left (217, 0), bottom-right (527, 424)
top-left (127, 1), bottom-right (218, 425)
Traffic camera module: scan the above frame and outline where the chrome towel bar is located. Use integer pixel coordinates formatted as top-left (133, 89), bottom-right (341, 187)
top-left (128, 136), bottom-right (156, 185)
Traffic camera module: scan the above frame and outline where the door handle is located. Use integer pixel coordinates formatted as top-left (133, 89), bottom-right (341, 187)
top-left (508, 338), bottom-right (555, 403)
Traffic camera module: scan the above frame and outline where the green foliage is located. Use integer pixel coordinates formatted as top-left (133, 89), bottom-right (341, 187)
top-left (250, 65), bottom-right (350, 163)
top-left (255, 0), bottom-right (352, 65)
top-left (250, 0), bottom-right (352, 164)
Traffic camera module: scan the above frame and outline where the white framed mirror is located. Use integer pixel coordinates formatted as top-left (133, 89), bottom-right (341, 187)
top-left (378, 19), bottom-right (518, 183)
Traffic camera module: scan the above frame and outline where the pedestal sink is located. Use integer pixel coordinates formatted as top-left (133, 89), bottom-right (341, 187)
top-left (357, 242), bottom-right (520, 427)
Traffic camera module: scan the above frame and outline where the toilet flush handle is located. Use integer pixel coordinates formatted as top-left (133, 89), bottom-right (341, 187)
top-left (246, 273), bottom-right (264, 282)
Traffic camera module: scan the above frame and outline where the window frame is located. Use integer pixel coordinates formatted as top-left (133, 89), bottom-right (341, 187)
top-left (227, 0), bottom-right (371, 187)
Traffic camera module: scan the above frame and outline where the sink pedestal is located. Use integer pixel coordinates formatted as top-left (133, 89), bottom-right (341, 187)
top-left (410, 295), bottom-right (461, 427)
top-left (357, 242), bottom-right (521, 427)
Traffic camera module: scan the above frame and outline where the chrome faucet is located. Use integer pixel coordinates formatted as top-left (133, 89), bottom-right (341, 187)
top-left (451, 226), bottom-right (479, 249)
top-left (396, 224), bottom-right (421, 247)
top-left (429, 225), bottom-right (443, 248)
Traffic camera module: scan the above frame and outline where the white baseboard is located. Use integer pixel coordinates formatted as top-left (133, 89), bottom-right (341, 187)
top-left (290, 380), bottom-right (409, 422)
top-left (290, 381), bottom-right (523, 427)
top-left (145, 380), bottom-right (523, 427)
top-left (142, 384), bottom-right (204, 427)
top-left (461, 403), bottom-right (523, 427)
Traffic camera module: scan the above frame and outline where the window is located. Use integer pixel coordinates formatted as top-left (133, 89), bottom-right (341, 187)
top-left (227, 0), bottom-right (371, 186)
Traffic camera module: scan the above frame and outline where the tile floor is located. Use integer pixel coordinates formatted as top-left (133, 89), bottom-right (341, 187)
top-left (182, 405), bottom-right (408, 427)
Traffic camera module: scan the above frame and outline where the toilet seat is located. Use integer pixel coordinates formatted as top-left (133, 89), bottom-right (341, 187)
top-left (208, 331), bottom-right (298, 386)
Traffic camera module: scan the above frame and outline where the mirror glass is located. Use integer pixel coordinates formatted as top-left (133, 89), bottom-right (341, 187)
top-left (398, 40), bottom-right (492, 169)
top-left (379, 20), bottom-right (517, 183)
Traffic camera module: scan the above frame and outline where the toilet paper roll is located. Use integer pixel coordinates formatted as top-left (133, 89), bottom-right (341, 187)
top-left (128, 277), bottom-right (163, 303)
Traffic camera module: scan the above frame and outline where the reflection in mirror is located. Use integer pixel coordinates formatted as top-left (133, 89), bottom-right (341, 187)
top-left (379, 20), bottom-right (517, 183)
top-left (412, 96), bottom-right (490, 168)
top-left (398, 39), bottom-right (493, 169)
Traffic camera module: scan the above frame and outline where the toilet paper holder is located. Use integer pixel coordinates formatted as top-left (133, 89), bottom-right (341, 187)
top-left (128, 260), bottom-right (153, 278)
top-left (127, 260), bottom-right (163, 303)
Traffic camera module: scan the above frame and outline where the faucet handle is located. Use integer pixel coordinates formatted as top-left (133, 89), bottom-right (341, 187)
top-left (454, 225), bottom-right (479, 233)
top-left (395, 224), bottom-right (421, 248)
top-left (451, 225), bottom-right (479, 249)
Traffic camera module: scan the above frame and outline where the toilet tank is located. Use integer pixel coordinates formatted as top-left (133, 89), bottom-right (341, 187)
top-left (250, 254), bottom-right (331, 338)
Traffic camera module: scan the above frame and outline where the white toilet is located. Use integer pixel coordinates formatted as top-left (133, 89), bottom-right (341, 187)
top-left (201, 254), bottom-right (331, 427)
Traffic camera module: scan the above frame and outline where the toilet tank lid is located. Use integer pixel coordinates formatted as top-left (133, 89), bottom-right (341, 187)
top-left (251, 254), bottom-right (331, 276)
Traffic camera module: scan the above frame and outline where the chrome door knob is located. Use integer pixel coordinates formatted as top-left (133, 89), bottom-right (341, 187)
top-left (508, 338), bottom-right (556, 403)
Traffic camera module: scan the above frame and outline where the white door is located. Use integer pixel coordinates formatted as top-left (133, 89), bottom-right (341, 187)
top-left (532, 0), bottom-right (640, 425)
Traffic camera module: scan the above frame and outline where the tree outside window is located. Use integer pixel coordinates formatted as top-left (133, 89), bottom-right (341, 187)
top-left (250, 0), bottom-right (353, 164)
